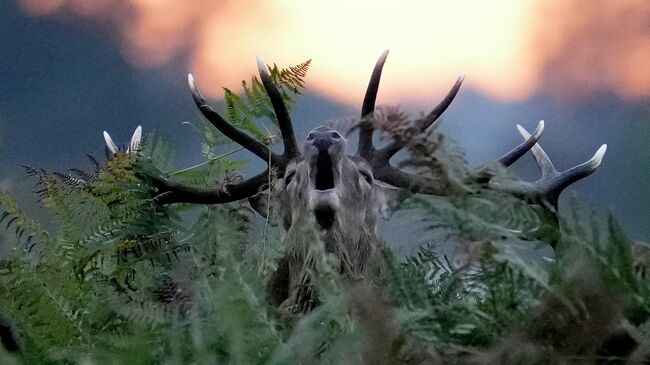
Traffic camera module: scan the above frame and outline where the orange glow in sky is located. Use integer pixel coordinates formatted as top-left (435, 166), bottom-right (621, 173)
top-left (17, 0), bottom-right (650, 103)
top-left (187, 0), bottom-right (539, 103)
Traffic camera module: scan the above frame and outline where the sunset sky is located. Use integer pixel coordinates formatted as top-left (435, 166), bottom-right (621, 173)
top-left (1, 0), bottom-right (648, 240)
top-left (16, 0), bottom-right (650, 103)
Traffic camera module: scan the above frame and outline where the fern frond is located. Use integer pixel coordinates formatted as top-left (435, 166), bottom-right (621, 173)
top-left (86, 153), bottom-right (102, 174)
top-left (52, 171), bottom-right (88, 186)
top-left (69, 168), bottom-right (96, 183)
top-left (0, 191), bottom-right (50, 253)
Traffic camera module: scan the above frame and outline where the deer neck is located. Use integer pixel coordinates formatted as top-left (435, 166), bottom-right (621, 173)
top-left (285, 213), bottom-right (383, 278)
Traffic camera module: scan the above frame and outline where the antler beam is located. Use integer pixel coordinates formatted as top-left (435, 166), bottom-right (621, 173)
top-left (150, 170), bottom-right (271, 205)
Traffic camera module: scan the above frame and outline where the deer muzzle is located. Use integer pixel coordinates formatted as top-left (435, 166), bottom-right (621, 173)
top-left (307, 150), bottom-right (343, 229)
top-left (309, 150), bottom-right (341, 197)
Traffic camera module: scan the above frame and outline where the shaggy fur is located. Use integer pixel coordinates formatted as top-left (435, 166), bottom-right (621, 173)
top-left (256, 126), bottom-right (399, 313)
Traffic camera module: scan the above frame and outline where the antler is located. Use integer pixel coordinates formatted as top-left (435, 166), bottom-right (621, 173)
top-left (255, 57), bottom-right (299, 158)
top-left (149, 58), bottom-right (300, 204)
top-left (357, 50), bottom-right (389, 160)
top-left (103, 125), bottom-right (142, 159)
top-left (356, 50), bottom-right (606, 206)
top-left (356, 50), bottom-right (466, 194)
top-left (496, 125), bottom-right (607, 207)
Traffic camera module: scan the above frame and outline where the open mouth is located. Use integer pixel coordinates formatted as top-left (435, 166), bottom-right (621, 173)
top-left (314, 151), bottom-right (335, 191)
top-left (311, 151), bottom-right (338, 229)
top-left (314, 205), bottom-right (336, 229)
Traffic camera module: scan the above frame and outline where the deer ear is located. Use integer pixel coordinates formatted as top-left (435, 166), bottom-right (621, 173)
top-left (248, 192), bottom-right (292, 229)
top-left (374, 181), bottom-right (406, 220)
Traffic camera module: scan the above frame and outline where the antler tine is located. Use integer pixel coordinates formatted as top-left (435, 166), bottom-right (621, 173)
top-left (516, 124), bottom-right (556, 176)
top-left (256, 56), bottom-right (299, 158)
top-left (377, 74), bottom-right (465, 160)
top-left (103, 131), bottom-right (119, 159)
top-left (549, 144), bottom-right (607, 197)
top-left (516, 125), bottom-right (607, 206)
top-left (188, 74), bottom-right (275, 163)
top-left (498, 120), bottom-right (545, 167)
top-left (128, 125), bottom-right (142, 154)
top-left (147, 66), bottom-right (300, 206)
top-left (357, 49), bottom-right (390, 160)
top-left (471, 120), bottom-right (545, 184)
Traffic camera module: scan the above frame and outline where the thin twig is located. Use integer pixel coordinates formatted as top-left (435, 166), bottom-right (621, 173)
top-left (170, 136), bottom-right (274, 176)
top-left (261, 126), bottom-right (274, 272)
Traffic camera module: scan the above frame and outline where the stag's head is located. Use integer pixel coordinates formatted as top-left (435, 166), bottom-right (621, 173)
top-left (270, 125), bottom-right (401, 239)
top-left (112, 50), bottom-right (607, 310)
top-left (144, 50), bottom-right (606, 243)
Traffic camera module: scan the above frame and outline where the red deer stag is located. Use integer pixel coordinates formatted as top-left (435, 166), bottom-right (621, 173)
top-left (107, 51), bottom-right (606, 312)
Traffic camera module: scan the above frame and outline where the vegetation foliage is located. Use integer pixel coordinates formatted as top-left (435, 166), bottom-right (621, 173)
top-left (0, 61), bottom-right (648, 364)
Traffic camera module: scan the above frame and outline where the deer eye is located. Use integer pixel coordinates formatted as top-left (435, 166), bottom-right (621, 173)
top-left (359, 170), bottom-right (373, 184)
top-left (284, 171), bottom-right (296, 185)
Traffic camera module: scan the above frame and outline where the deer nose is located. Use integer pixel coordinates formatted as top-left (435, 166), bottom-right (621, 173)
top-left (312, 136), bottom-right (333, 152)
